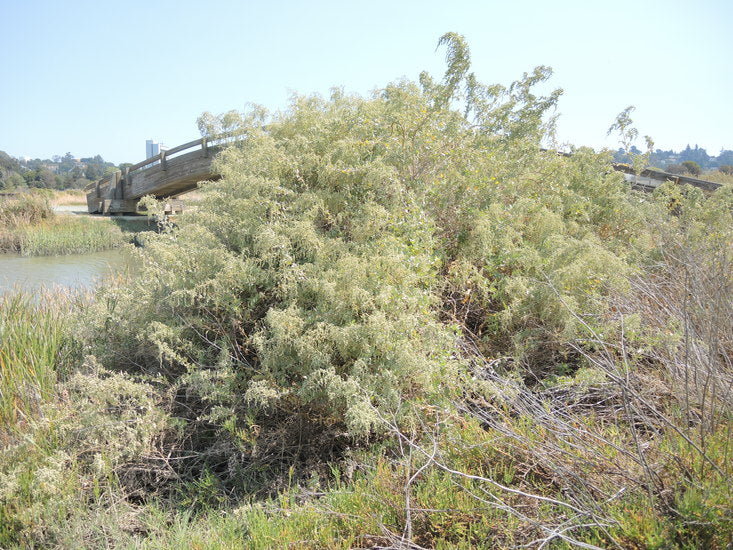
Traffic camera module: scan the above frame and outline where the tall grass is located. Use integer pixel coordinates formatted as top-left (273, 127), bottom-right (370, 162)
top-left (19, 217), bottom-right (128, 256)
top-left (1, 194), bottom-right (136, 255)
top-left (50, 189), bottom-right (87, 206)
top-left (0, 194), bottom-right (55, 226)
top-left (702, 170), bottom-right (733, 185)
top-left (0, 290), bottom-right (77, 432)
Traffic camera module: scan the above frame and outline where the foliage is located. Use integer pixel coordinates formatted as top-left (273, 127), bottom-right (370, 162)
top-left (18, 216), bottom-right (130, 256)
top-left (681, 160), bottom-right (701, 175)
top-left (0, 150), bottom-right (120, 191)
top-left (636, 145), bottom-right (733, 173)
top-left (0, 290), bottom-right (79, 433)
top-left (0, 194), bottom-right (54, 227)
top-left (0, 360), bottom-right (167, 548)
top-left (702, 168), bottom-right (733, 185)
top-left (0, 194), bottom-right (140, 255)
top-left (2, 33), bottom-right (731, 548)
top-left (666, 162), bottom-right (686, 174)
top-left (88, 33), bottom-right (574, 448)
top-left (608, 105), bottom-right (654, 173)
top-left (0, 194), bottom-right (55, 252)
top-left (0, 214), bottom-right (130, 256)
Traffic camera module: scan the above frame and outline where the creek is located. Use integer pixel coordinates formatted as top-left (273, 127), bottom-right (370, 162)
top-left (0, 248), bottom-right (132, 295)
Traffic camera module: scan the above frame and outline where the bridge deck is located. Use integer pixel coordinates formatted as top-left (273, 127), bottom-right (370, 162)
top-left (85, 137), bottom-right (231, 214)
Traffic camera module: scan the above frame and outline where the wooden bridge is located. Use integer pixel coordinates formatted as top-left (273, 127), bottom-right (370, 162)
top-left (84, 135), bottom-right (238, 214)
top-left (86, 138), bottom-right (723, 215)
top-left (613, 164), bottom-right (722, 193)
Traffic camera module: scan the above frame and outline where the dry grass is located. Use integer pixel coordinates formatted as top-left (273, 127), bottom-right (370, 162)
top-left (50, 189), bottom-right (87, 206)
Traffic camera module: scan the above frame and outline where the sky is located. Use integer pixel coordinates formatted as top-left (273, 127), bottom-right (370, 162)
top-left (1, 0), bottom-right (731, 164)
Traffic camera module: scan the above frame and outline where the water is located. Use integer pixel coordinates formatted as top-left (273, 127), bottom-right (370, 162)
top-left (0, 249), bottom-right (133, 295)
top-left (53, 204), bottom-right (88, 214)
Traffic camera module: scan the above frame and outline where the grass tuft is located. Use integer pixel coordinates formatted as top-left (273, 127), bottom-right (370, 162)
top-left (0, 290), bottom-right (78, 432)
top-left (18, 217), bottom-right (129, 256)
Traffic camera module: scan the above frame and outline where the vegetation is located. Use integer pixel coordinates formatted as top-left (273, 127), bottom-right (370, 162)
top-left (0, 291), bottom-right (79, 433)
top-left (0, 151), bottom-right (120, 191)
top-left (616, 143), bottom-right (733, 174)
top-left (18, 217), bottom-right (132, 256)
top-left (0, 34), bottom-right (731, 548)
top-left (0, 194), bottom-right (139, 255)
top-left (49, 189), bottom-right (87, 206)
top-left (702, 168), bottom-right (733, 185)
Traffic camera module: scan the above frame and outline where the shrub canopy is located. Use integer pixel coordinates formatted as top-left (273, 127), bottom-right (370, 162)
top-left (89, 33), bottom-right (720, 440)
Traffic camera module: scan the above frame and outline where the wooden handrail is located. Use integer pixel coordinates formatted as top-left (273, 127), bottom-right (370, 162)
top-left (127, 156), bottom-right (160, 173)
top-left (86, 131), bottom-right (247, 193)
top-left (164, 137), bottom-right (204, 157)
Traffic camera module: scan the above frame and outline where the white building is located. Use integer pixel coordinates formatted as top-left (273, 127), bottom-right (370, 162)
top-left (146, 139), bottom-right (169, 159)
top-left (145, 139), bottom-right (169, 168)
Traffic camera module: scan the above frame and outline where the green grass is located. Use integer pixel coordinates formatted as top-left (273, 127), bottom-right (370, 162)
top-left (2, 194), bottom-right (153, 256)
top-left (18, 217), bottom-right (130, 256)
top-left (0, 290), bottom-right (77, 432)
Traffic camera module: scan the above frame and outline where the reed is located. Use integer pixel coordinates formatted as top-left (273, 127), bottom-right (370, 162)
top-left (0, 194), bottom-right (54, 227)
top-left (50, 189), bottom-right (87, 206)
top-left (0, 290), bottom-right (76, 430)
top-left (1, 195), bottom-right (141, 255)
top-left (19, 217), bottom-right (128, 256)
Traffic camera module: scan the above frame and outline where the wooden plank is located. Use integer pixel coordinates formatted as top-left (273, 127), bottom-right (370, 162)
top-left (106, 170), bottom-right (121, 200)
top-left (104, 198), bottom-right (139, 214)
top-left (123, 146), bottom-right (222, 200)
top-left (163, 138), bottom-right (203, 157)
top-left (86, 195), bottom-right (103, 213)
top-left (127, 153), bottom-right (163, 172)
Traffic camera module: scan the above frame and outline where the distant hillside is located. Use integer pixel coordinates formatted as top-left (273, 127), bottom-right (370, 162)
top-left (0, 151), bottom-right (121, 191)
top-left (614, 144), bottom-right (733, 175)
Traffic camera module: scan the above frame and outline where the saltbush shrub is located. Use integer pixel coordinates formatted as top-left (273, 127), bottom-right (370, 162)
top-left (86, 34), bottom-right (658, 446)
top-left (3, 32), bottom-right (730, 548)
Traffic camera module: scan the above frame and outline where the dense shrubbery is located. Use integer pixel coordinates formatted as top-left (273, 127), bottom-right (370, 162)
top-left (0, 361), bottom-right (166, 547)
top-left (1, 34), bottom-right (731, 548)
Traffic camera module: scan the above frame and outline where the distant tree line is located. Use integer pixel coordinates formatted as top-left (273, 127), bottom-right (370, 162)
top-left (614, 144), bottom-right (733, 176)
top-left (0, 151), bottom-right (122, 191)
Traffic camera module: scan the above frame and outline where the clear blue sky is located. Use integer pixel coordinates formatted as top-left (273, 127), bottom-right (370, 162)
top-left (1, 0), bottom-right (731, 164)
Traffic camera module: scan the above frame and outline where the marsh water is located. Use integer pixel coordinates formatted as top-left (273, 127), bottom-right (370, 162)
top-left (0, 248), bottom-right (132, 294)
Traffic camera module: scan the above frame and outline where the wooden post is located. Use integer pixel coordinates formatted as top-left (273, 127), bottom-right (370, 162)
top-left (114, 170), bottom-right (122, 199)
top-left (202, 137), bottom-right (208, 158)
top-left (160, 150), bottom-right (167, 171)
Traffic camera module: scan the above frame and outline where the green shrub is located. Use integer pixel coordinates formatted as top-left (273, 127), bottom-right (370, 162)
top-left (61, 33), bottom-right (731, 548)
top-left (0, 362), bottom-right (167, 548)
top-left (87, 33), bottom-right (655, 468)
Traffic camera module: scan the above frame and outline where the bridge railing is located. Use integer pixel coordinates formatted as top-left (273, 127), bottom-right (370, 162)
top-left (84, 131), bottom-right (246, 194)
